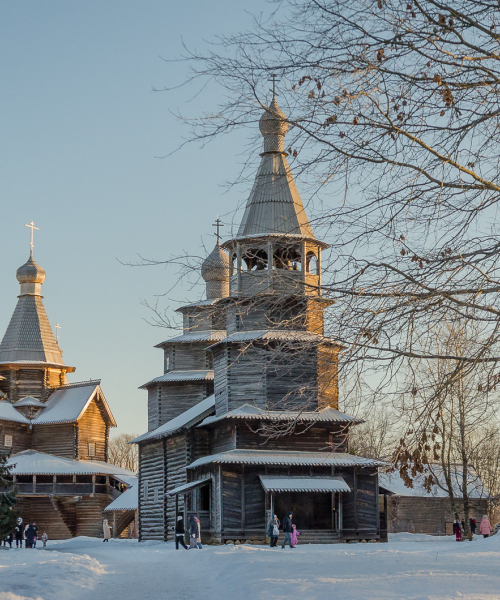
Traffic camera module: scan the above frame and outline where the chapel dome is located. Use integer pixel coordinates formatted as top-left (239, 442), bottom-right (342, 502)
top-left (16, 256), bottom-right (46, 285)
top-left (201, 244), bottom-right (230, 282)
top-left (259, 97), bottom-right (289, 138)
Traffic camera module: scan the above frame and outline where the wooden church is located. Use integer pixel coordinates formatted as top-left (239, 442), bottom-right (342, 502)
top-left (0, 233), bottom-right (137, 538)
top-left (134, 98), bottom-right (385, 544)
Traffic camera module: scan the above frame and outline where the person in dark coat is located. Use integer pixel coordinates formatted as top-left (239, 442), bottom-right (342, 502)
top-left (267, 515), bottom-right (280, 548)
top-left (32, 523), bottom-right (38, 548)
top-left (25, 524), bottom-right (36, 549)
top-left (175, 515), bottom-right (188, 550)
top-left (453, 520), bottom-right (462, 542)
top-left (470, 518), bottom-right (477, 535)
top-left (189, 514), bottom-right (202, 549)
top-left (281, 512), bottom-right (293, 548)
top-left (14, 518), bottom-right (24, 548)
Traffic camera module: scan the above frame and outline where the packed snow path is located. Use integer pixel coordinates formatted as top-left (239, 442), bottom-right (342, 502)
top-left (1, 534), bottom-right (499, 600)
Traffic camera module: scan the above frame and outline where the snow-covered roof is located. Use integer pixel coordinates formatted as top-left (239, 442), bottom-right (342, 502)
top-left (259, 475), bottom-right (351, 493)
top-left (207, 330), bottom-right (339, 350)
top-left (139, 370), bottom-right (214, 389)
top-left (379, 467), bottom-right (488, 499)
top-left (155, 331), bottom-right (226, 347)
top-left (167, 478), bottom-right (212, 496)
top-left (103, 485), bottom-right (138, 512)
top-left (0, 400), bottom-right (29, 424)
top-left (31, 383), bottom-right (116, 426)
top-left (13, 396), bottom-right (46, 408)
top-left (131, 395), bottom-right (215, 444)
top-left (7, 450), bottom-right (137, 484)
top-left (198, 404), bottom-right (359, 426)
top-left (188, 449), bottom-right (385, 469)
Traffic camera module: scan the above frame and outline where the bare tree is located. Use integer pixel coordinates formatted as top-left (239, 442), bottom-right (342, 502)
top-left (108, 434), bottom-right (139, 473)
top-left (151, 0), bottom-right (500, 411)
top-left (394, 320), bottom-right (499, 534)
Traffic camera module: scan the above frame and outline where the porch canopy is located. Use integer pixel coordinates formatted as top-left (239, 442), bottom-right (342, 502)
top-left (167, 478), bottom-right (212, 496)
top-left (259, 476), bottom-right (351, 494)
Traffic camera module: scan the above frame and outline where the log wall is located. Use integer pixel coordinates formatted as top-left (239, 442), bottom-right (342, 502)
top-left (0, 421), bottom-right (30, 454)
top-left (138, 440), bottom-right (166, 541)
top-left (31, 423), bottom-right (76, 459)
top-left (384, 496), bottom-right (488, 535)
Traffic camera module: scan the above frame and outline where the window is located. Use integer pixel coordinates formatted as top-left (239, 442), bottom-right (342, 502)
top-left (88, 442), bottom-right (96, 458)
top-left (153, 487), bottom-right (159, 503)
top-left (4, 435), bottom-right (12, 448)
top-left (144, 480), bottom-right (149, 500)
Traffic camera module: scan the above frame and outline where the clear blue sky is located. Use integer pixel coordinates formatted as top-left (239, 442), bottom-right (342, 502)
top-left (0, 0), bottom-right (271, 435)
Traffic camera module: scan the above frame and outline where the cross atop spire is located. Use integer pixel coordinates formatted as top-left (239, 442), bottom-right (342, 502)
top-left (212, 215), bottom-right (224, 245)
top-left (54, 323), bottom-right (61, 343)
top-left (24, 221), bottom-right (39, 258)
top-left (268, 69), bottom-right (278, 99)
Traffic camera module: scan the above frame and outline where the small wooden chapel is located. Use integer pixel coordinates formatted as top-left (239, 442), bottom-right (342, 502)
top-left (134, 97), bottom-right (385, 544)
top-left (0, 228), bottom-right (137, 538)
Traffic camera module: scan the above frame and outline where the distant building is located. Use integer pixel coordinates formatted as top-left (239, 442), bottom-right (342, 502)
top-left (0, 241), bottom-right (137, 538)
top-left (379, 468), bottom-right (488, 535)
top-left (133, 97), bottom-right (385, 544)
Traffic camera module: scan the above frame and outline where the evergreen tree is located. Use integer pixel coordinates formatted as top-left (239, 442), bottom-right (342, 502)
top-left (0, 446), bottom-right (17, 540)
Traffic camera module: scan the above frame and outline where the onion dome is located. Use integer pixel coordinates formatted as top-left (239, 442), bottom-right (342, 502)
top-left (201, 243), bottom-right (230, 282)
top-left (201, 243), bottom-right (230, 299)
top-left (259, 97), bottom-right (289, 153)
top-left (16, 256), bottom-right (46, 285)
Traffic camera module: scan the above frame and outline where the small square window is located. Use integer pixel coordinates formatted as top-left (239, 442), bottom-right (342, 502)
top-left (4, 435), bottom-right (12, 448)
top-left (88, 442), bottom-right (96, 457)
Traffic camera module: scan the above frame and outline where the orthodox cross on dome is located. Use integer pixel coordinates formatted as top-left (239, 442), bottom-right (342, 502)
top-left (25, 220), bottom-right (39, 258)
top-left (54, 323), bottom-right (61, 343)
top-left (268, 70), bottom-right (279, 98)
top-left (212, 215), bottom-right (224, 245)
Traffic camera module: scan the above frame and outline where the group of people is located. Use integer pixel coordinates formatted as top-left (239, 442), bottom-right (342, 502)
top-left (268, 512), bottom-right (301, 548)
top-left (174, 514), bottom-right (203, 550)
top-left (2, 518), bottom-right (48, 549)
top-left (452, 515), bottom-right (493, 541)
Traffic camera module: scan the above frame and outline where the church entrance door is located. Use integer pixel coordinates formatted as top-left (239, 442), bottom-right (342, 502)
top-left (274, 492), bottom-right (332, 529)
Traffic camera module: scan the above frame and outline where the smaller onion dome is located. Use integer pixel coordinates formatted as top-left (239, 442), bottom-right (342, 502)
top-left (201, 243), bottom-right (230, 282)
top-left (16, 256), bottom-right (46, 285)
top-left (259, 97), bottom-right (289, 137)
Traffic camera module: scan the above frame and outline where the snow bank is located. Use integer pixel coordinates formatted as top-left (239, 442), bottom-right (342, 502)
top-left (1, 534), bottom-right (500, 599)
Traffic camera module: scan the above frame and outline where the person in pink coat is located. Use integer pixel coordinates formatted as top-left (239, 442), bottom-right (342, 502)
top-left (479, 515), bottom-right (492, 538)
top-left (290, 524), bottom-right (300, 547)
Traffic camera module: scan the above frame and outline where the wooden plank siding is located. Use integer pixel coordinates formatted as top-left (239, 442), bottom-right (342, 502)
top-left (165, 434), bottom-right (189, 541)
top-left (76, 398), bottom-right (108, 461)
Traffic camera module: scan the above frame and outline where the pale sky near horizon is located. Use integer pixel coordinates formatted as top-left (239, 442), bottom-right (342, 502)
top-left (0, 0), bottom-right (273, 436)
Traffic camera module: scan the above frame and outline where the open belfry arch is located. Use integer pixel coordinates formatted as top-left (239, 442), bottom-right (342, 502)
top-left (134, 95), bottom-right (385, 544)
top-left (0, 225), bottom-right (137, 538)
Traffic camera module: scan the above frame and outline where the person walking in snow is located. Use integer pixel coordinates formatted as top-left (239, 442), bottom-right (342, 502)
top-left (103, 518), bottom-right (111, 542)
top-left (32, 522), bottom-right (38, 548)
top-left (174, 515), bottom-right (188, 550)
top-left (25, 523), bottom-right (36, 549)
top-left (479, 514), bottom-right (492, 538)
top-left (281, 511), bottom-right (293, 548)
top-left (453, 520), bottom-right (462, 542)
top-left (267, 514), bottom-right (280, 548)
top-left (189, 514), bottom-right (202, 549)
top-left (14, 518), bottom-right (23, 548)
top-left (290, 524), bottom-right (300, 547)
top-left (41, 533), bottom-right (48, 548)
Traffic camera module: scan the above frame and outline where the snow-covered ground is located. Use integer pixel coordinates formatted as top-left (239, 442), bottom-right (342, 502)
top-left (1, 533), bottom-right (499, 600)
